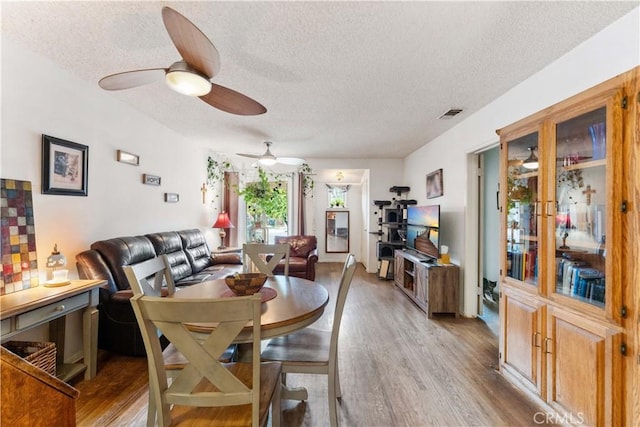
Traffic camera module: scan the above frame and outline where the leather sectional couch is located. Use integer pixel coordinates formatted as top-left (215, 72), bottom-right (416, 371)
top-left (76, 229), bottom-right (242, 356)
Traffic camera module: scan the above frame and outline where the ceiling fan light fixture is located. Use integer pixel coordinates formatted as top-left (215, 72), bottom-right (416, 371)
top-left (259, 157), bottom-right (277, 166)
top-left (165, 62), bottom-right (211, 96)
top-left (522, 147), bottom-right (539, 170)
top-left (237, 141), bottom-right (305, 166)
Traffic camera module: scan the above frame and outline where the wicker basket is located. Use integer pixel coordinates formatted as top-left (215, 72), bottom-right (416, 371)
top-left (3, 341), bottom-right (56, 376)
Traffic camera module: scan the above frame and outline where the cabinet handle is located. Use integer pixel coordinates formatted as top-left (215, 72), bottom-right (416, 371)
top-left (544, 337), bottom-right (553, 354)
top-left (55, 304), bottom-right (65, 312)
top-left (546, 201), bottom-right (555, 217)
top-left (532, 332), bottom-right (541, 348)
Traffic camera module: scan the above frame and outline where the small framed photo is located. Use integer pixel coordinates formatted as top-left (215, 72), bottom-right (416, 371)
top-left (116, 149), bottom-right (139, 166)
top-left (42, 134), bottom-right (89, 196)
top-left (164, 192), bottom-right (179, 203)
top-left (426, 168), bottom-right (443, 199)
top-left (143, 174), bottom-right (161, 186)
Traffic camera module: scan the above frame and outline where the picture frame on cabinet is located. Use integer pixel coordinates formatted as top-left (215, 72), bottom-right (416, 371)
top-left (143, 174), bottom-right (161, 186)
top-left (426, 168), bottom-right (443, 199)
top-left (41, 134), bottom-right (89, 196)
top-left (116, 149), bottom-right (139, 166)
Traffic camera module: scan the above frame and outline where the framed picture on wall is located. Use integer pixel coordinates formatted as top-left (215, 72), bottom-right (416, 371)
top-left (143, 174), bottom-right (161, 186)
top-left (164, 192), bottom-right (179, 203)
top-left (116, 149), bottom-right (140, 166)
top-left (41, 134), bottom-right (89, 196)
top-left (426, 168), bottom-right (443, 199)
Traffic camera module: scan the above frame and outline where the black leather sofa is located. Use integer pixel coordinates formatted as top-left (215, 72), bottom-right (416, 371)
top-left (76, 229), bottom-right (242, 356)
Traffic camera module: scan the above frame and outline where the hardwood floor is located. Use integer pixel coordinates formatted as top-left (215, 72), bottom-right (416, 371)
top-left (73, 262), bottom-right (545, 426)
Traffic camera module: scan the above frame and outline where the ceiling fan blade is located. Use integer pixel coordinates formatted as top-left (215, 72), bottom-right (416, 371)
top-left (200, 83), bottom-right (267, 116)
top-left (162, 7), bottom-right (220, 78)
top-left (98, 68), bottom-right (166, 91)
top-left (237, 153), bottom-right (263, 159)
top-left (277, 157), bottom-right (306, 166)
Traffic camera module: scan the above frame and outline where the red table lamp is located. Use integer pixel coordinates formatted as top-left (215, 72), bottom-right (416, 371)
top-left (212, 211), bottom-right (235, 249)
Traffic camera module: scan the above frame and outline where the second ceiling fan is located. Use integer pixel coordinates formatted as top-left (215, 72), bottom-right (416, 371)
top-left (237, 142), bottom-right (306, 166)
top-left (98, 7), bottom-right (266, 116)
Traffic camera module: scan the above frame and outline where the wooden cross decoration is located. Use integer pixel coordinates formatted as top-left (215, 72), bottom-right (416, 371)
top-left (582, 185), bottom-right (596, 205)
top-left (201, 183), bottom-right (207, 204)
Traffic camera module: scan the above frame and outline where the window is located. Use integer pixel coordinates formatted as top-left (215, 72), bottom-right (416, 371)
top-left (327, 184), bottom-right (349, 208)
top-left (241, 168), bottom-right (290, 243)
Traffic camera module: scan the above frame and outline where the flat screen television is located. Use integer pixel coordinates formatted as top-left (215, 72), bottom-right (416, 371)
top-left (407, 205), bottom-right (440, 228)
top-left (406, 205), bottom-right (440, 259)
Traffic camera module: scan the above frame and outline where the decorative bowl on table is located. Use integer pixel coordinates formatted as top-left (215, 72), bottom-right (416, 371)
top-left (224, 273), bottom-right (268, 296)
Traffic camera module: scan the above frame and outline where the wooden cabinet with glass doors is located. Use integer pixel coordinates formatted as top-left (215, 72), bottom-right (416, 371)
top-left (498, 67), bottom-right (638, 426)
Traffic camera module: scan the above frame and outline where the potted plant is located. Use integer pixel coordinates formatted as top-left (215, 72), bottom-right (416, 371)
top-left (238, 167), bottom-right (288, 226)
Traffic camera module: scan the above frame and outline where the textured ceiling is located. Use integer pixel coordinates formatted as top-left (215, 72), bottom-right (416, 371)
top-left (2, 1), bottom-right (636, 161)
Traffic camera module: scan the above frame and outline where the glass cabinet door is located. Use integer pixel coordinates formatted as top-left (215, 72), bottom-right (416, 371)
top-left (553, 107), bottom-right (607, 307)
top-left (505, 131), bottom-right (540, 287)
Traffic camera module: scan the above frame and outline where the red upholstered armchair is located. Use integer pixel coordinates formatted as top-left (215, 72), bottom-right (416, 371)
top-left (273, 235), bottom-right (318, 281)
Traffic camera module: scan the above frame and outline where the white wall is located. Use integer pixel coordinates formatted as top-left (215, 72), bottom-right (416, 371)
top-left (403, 7), bottom-right (640, 316)
top-left (305, 159), bottom-right (404, 272)
top-left (312, 178), bottom-right (363, 263)
top-left (1, 38), bottom-right (224, 263)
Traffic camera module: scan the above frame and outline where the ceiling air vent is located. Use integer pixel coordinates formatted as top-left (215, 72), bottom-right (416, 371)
top-left (438, 108), bottom-right (464, 120)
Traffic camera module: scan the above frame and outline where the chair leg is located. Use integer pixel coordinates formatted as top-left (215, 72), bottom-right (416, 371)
top-left (328, 368), bottom-right (339, 427)
top-left (335, 359), bottom-right (342, 401)
top-left (146, 402), bottom-right (156, 427)
top-left (272, 373), bottom-right (282, 427)
top-left (147, 374), bottom-right (157, 427)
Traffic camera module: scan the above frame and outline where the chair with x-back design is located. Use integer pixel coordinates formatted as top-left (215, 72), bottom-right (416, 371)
top-left (243, 243), bottom-right (290, 277)
top-left (124, 255), bottom-right (239, 423)
top-left (130, 292), bottom-right (282, 427)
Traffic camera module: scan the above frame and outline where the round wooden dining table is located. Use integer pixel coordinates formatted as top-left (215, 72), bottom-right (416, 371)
top-left (172, 275), bottom-right (330, 343)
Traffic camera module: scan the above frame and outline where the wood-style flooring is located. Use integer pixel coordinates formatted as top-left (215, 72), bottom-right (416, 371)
top-left (73, 262), bottom-right (545, 426)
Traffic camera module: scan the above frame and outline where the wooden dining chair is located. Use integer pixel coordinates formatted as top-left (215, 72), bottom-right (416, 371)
top-left (124, 255), bottom-right (237, 422)
top-left (130, 293), bottom-right (282, 427)
top-left (124, 256), bottom-right (239, 367)
top-left (124, 254), bottom-right (176, 297)
top-left (243, 243), bottom-right (290, 277)
top-left (261, 253), bottom-right (357, 427)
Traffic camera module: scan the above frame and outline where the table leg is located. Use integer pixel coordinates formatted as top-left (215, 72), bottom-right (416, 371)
top-left (238, 343), bottom-right (310, 401)
top-left (281, 385), bottom-right (309, 401)
top-left (83, 304), bottom-right (99, 380)
top-left (49, 316), bottom-right (66, 367)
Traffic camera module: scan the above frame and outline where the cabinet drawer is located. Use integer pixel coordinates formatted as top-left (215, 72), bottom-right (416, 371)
top-left (16, 292), bottom-right (89, 330)
top-left (1, 318), bottom-right (11, 335)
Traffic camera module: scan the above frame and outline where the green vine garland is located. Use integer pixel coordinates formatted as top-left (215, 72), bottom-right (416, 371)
top-left (298, 163), bottom-right (314, 198)
top-left (207, 156), bottom-right (234, 188)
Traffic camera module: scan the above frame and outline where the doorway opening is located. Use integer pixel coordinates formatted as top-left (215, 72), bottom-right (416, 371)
top-left (477, 145), bottom-right (500, 336)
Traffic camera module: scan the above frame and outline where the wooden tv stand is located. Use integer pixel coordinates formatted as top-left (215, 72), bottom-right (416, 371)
top-left (393, 250), bottom-right (459, 318)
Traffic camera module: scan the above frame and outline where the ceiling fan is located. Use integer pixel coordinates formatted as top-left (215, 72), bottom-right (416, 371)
top-left (98, 7), bottom-right (266, 116)
top-left (237, 142), bottom-right (306, 166)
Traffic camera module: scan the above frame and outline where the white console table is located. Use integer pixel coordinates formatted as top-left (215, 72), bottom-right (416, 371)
top-left (1, 280), bottom-right (105, 381)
